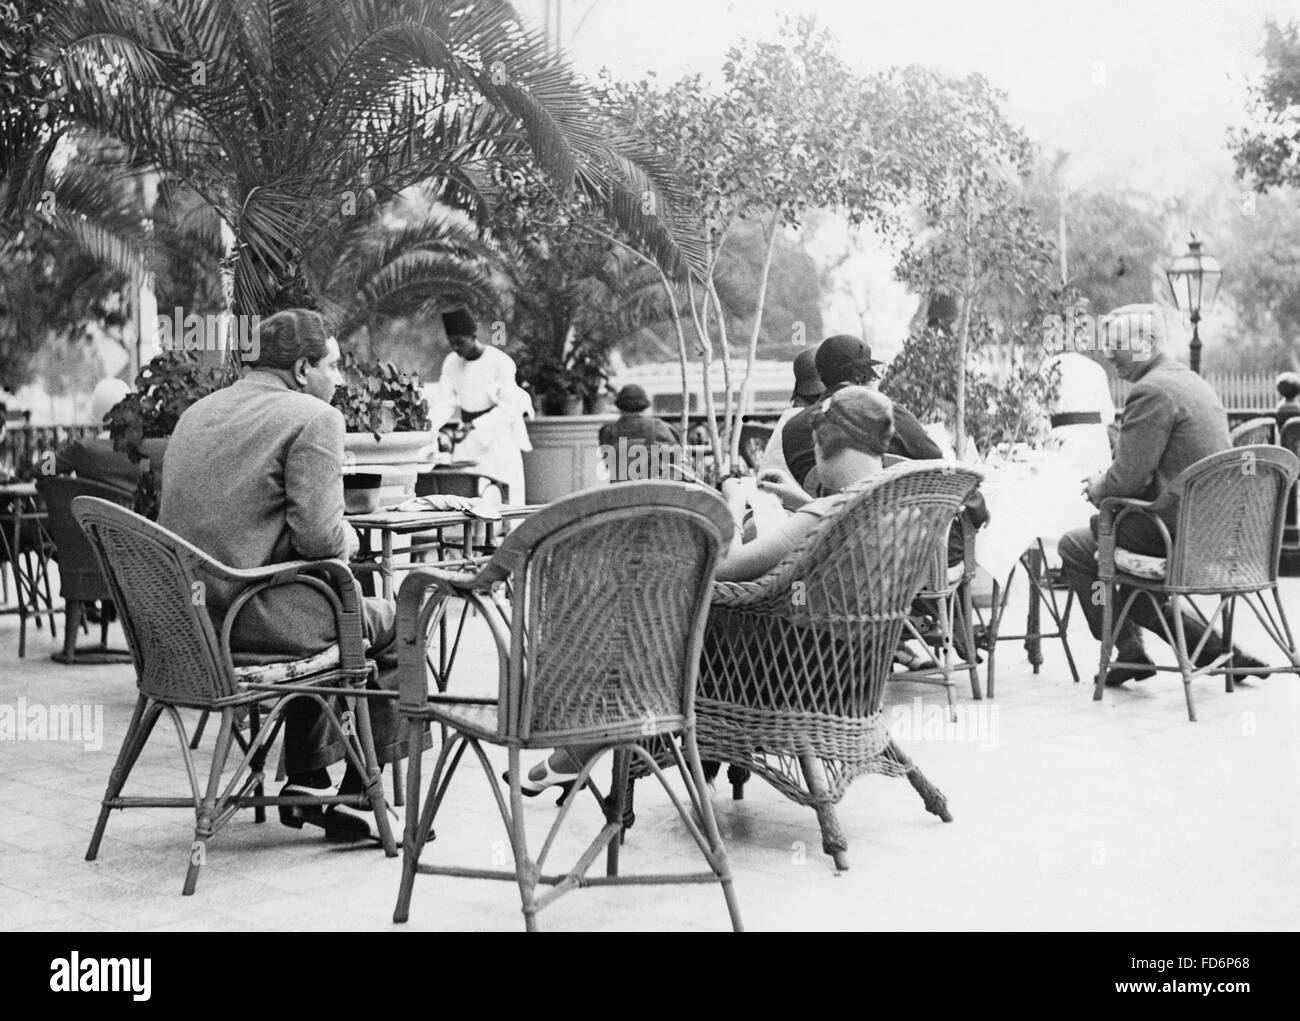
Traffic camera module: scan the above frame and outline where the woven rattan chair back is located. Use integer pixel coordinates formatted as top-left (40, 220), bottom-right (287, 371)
top-left (36, 476), bottom-right (129, 603)
top-left (1281, 418), bottom-right (1300, 461)
top-left (701, 462), bottom-right (982, 721)
top-left (480, 482), bottom-right (733, 746)
top-left (881, 454), bottom-right (964, 596)
top-left (72, 496), bottom-right (234, 705)
top-left (1229, 416), bottom-right (1277, 447)
top-left (1164, 446), bottom-right (1299, 591)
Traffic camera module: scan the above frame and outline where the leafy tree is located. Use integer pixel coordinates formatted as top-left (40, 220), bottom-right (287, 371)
top-left (0, 147), bottom-right (147, 388)
top-left (892, 70), bottom-right (1053, 452)
top-left (603, 18), bottom-right (937, 467)
top-left (1232, 18), bottom-right (1300, 195)
top-left (1205, 185), bottom-right (1300, 372)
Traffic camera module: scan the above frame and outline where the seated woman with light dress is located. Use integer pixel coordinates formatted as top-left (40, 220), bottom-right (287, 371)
top-left (514, 386), bottom-right (896, 797)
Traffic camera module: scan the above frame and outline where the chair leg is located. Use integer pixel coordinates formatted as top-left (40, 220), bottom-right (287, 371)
top-left (887, 738), bottom-right (953, 823)
top-left (347, 693), bottom-right (396, 857)
top-left (16, 555), bottom-right (27, 658)
top-left (1058, 589), bottom-right (1081, 684)
top-left (86, 694), bottom-right (159, 861)
top-left (1168, 593), bottom-right (1197, 723)
top-left (247, 705), bottom-right (266, 824)
top-left (60, 602), bottom-right (82, 662)
top-left (393, 719), bottom-right (428, 924)
top-left (679, 733), bottom-right (743, 932)
top-left (960, 581), bottom-right (983, 699)
top-left (1094, 580), bottom-right (1116, 702)
top-left (726, 764), bottom-right (750, 800)
top-left (41, 553), bottom-right (56, 638)
top-left (505, 746), bottom-right (540, 932)
top-left (936, 592), bottom-right (957, 722)
top-left (391, 758), bottom-right (405, 807)
top-left (185, 709), bottom-right (239, 895)
top-left (190, 710), bottom-right (209, 750)
top-left (1222, 596), bottom-right (1237, 693)
top-left (1024, 550), bottom-right (1044, 673)
top-left (797, 752), bottom-right (849, 870)
top-left (605, 749), bottom-right (632, 877)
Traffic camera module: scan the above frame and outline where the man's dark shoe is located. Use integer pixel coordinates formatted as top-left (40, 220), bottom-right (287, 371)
top-left (324, 803), bottom-right (384, 843)
top-left (278, 781), bottom-right (334, 830)
top-left (1098, 647), bottom-right (1157, 687)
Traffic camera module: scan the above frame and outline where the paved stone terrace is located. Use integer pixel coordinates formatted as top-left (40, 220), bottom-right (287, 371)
top-left (1, 574), bottom-right (1297, 931)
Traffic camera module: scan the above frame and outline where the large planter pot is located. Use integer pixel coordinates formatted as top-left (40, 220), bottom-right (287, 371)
top-left (523, 414), bottom-right (617, 504)
top-left (344, 430), bottom-right (435, 507)
top-left (342, 430), bottom-right (436, 465)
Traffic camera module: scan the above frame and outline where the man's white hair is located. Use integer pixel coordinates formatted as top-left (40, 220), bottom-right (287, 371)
top-left (1099, 303), bottom-right (1167, 357)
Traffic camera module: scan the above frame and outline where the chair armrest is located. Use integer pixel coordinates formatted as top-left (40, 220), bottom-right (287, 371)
top-left (1096, 497), bottom-right (1171, 577)
top-left (220, 558), bottom-right (369, 677)
top-left (395, 565), bottom-right (511, 713)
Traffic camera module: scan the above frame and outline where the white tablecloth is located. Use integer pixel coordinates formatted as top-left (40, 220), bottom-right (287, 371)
top-left (974, 456), bottom-right (1096, 582)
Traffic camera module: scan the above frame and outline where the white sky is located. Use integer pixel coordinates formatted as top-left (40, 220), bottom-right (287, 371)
top-left (516, 0), bottom-right (1299, 199)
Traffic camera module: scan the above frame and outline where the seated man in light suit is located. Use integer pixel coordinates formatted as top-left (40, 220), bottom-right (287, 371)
top-left (160, 309), bottom-right (424, 841)
top-left (1057, 304), bottom-right (1268, 684)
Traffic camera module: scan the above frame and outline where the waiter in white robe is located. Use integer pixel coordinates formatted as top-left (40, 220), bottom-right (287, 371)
top-left (1042, 350), bottom-right (1115, 477)
top-left (433, 308), bottom-right (532, 504)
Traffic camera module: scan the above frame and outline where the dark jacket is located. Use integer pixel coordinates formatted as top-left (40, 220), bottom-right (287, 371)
top-left (782, 383), bottom-right (943, 487)
top-left (55, 437), bottom-right (142, 498)
top-left (598, 413), bottom-right (681, 482)
top-left (1093, 354), bottom-right (1229, 528)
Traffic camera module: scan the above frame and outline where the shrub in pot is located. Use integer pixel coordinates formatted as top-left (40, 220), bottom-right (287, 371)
top-left (107, 351), bottom-right (238, 518)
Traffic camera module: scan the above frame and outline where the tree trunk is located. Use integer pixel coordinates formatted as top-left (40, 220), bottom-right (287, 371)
top-left (955, 196), bottom-right (976, 457)
top-left (686, 276), bottom-right (723, 473)
top-left (587, 226), bottom-right (692, 441)
top-left (708, 279), bottom-right (733, 473)
top-left (731, 212), bottom-right (780, 466)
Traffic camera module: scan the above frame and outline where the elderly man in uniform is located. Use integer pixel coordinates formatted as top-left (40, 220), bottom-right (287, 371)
top-left (1057, 304), bottom-right (1268, 684)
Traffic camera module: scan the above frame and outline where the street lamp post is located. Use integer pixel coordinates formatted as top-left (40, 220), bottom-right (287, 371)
top-left (1165, 232), bottom-right (1222, 375)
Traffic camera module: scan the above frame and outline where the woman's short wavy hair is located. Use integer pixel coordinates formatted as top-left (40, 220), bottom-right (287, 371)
top-left (809, 385), bottom-right (895, 459)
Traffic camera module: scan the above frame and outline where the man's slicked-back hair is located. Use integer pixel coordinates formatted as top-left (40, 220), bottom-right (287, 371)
top-left (248, 309), bottom-right (330, 371)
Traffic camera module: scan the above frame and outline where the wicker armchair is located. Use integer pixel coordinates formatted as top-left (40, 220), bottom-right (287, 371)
top-left (73, 497), bottom-right (396, 895)
top-left (675, 462), bottom-right (981, 871)
top-left (1229, 416), bottom-right (1276, 447)
top-left (391, 482), bottom-right (742, 932)
top-left (35, 476), bottom-right (132, 664)
top-left (881, 455), bottom-right (983, 711)
top-left (1095, 446), bottom-right (1300, 721)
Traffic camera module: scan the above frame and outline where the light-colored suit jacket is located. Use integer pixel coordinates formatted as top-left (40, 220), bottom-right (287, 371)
top-left (159, 372), bottom-right (358, 662)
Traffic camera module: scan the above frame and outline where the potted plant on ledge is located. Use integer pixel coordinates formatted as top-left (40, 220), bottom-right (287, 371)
top-left (107, 351), bottom-right (239, 518)
top-left (332, 352), bottom-right (434, 465)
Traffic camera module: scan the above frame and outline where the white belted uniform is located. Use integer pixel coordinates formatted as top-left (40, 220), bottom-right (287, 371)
top-left (1042, 352), bottom-right (1115, 477)
top-left (432, 346), bottom-right (532, 504)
